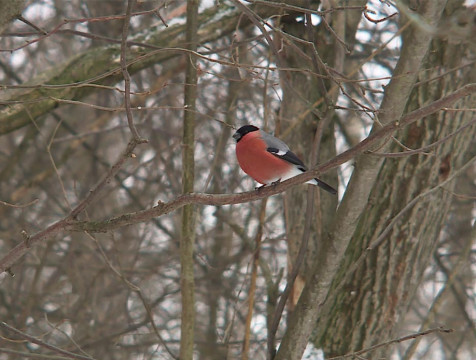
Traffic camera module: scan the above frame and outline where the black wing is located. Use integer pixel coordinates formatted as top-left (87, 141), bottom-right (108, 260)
top-left (266, 147), bottom-right (307, 171)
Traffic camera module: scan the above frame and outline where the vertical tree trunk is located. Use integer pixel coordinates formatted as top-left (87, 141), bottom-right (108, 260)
top-left (180, 1), bottom-right (200, 359)
top-left (277, 1), bottom-right (343, 311)
top-left (313, 0), bottom-right (476, 357)
top-left (275, 1), bottom-right (451, 359)
top-left (198, 54), bottom-right (242, 360)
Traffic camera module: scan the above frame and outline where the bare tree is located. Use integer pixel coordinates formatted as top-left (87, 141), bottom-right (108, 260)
top-left (0, 1), bottom-right (474, 360)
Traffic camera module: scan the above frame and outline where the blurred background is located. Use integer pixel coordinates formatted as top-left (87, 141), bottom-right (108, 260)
top-left (0, 1), bottom-right (475, 359)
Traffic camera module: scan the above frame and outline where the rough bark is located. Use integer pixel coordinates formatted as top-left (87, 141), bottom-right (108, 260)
top-left (0, 0), bottom-right (25, 34)
top-left (180, 1), bottom-right (200, 359)
top-left (1, 2), bottom-right (474, 359)
top-left (278, 0), bottom-right (364, 310)
top-left (313, 0), bottom-right (476, 357)
top-left (275, 1), bottom-right (450, 359)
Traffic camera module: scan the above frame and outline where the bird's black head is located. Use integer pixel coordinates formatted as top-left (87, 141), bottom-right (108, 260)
top-left (233, 125), bottom-right (259, 142)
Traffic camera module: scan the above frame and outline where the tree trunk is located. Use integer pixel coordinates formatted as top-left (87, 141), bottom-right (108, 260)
top-left (278, 0), bottom-right (366, 310)
top-left (180, 1), bottom-right (200, 358)
top-left (313, 0), bottom-right (476, 357)
top-left (275, 1), bottom-right (460, 359)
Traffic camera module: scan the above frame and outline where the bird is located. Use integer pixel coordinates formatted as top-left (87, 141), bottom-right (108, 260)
top-left (232, 125), bottom-right (337, 194)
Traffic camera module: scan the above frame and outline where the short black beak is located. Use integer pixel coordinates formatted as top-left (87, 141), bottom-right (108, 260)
top-left (232, 132), bottom-right (241, 141)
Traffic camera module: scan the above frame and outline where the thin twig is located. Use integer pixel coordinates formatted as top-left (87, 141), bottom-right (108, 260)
top-left (366, 118), bottom-right (476, 158)
top-left (403, 237), bottom-right (474, 359)
top-left (229, 0), bottom-right (282, 68)
top-left (68, 138), bottom-right (141, 220)
top-left (2, 7), bottom-right (166, 53)
top-left (88, 233), bottom-right (178, 359)
top-left (0, 83), bottom-right (473, 274)
top-left (327, 327), bottom-right (453, 359)
top-left (0, 137), bottom-right (143, 274)
top-left (0, 322), bottom-right (96, 360)
top-left (244, 1), bottom-right (365, 17)
top-left (17, 15), bottom-right (48, 35)
top-left (0, 348), bottom-right (74, 360)
top-left (120, 0), bottom-right (144, 141)
top-left (0, 198), bottom-right (38, 208)
top-left (318, 83), bottom-right (476, 174)
top-left (47, 117), bottom-right (72, 210)
top-left (326, 154), bottom-right (476, 308)
top-left (369, 154), bottom-right (476, 250)
top-left (319, 13), bottom-right (350, 53)
top-left (363, 7), bottom-right (398, 24)
top-left (43, 315), bottom-right (93, 359)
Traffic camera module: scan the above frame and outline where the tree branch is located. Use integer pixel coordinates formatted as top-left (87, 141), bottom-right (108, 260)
top-left (327, 327), bottom-right (453, 359)
top-left (120, 0), bottom-right (144, 142)
top-left (0, 2), bottom-right (277, 135)
top-left (0, 137), bottom-right (143, 274)
top-left (0, 83), bottom-right (473, 274)
top-left (0, 322), bottom-right (96, 360)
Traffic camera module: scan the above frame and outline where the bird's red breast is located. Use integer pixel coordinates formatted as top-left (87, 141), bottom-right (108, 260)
top-left (235, 130), bottom-right (293, 184)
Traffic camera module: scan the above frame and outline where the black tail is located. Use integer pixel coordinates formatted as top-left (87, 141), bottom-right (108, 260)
top-left (315, 178), bottom-right (337, 195)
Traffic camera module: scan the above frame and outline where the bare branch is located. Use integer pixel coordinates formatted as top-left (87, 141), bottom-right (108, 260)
top-left (0, 322), bottom-right (97, 360)
top-left (327, 327), bottom-right (454, 359)
top-left (89, 233), bottom-right (178, 360)
top-left (321, 154), bottom-right (476, 322)
top-left (363, 7), bottom-right (398, 24)
top-left (1, 6), bottom-right (168, 53)
top-left (317, 83), bottom-right (476, 174)
top-left (0, 83), bottom-right (473, 274)
top-left (0, 198), bottom-right (38, 208)
top-left (120, 0), bottom-right (145, 142)
top-left (0, 137), bottom-right (144, 274)
top-left (366, 118), bottom-right (476, 158)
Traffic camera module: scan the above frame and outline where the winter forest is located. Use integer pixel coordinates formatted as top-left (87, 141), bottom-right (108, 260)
top-left (0, 0), bottom-right (475, 359)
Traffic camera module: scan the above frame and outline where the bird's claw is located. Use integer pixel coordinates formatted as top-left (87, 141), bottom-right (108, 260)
top-left (255, 179), bottom-right (281, 191)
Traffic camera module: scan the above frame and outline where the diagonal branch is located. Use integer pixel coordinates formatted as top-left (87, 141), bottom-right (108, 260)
top-left (0, 322), bottom-right (96, 360)
top-left (0, 83), bottom-right (474, 274)
top-left (0, 137), bottom-right (143, 274)
top-left (327, 327), bottom-right (453, 359)
top-left (0, 3), bottom-right (277, 135)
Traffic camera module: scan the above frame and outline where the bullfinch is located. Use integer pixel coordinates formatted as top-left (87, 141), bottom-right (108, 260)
top-left (233, 125), bottom-right (337, 194)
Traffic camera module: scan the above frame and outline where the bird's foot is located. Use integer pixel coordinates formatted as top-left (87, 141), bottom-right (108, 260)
top-left (255, 179), bottom-right (281, 191)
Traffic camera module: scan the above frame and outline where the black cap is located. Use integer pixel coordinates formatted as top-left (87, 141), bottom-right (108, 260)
top-left (233, 125), bottom-right (259, 142)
